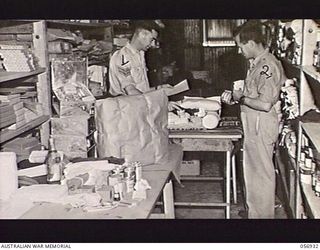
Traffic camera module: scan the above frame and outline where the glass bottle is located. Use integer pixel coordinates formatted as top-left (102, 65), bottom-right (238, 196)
top-left (315, 161), bottom-right (320, 197)
top-left (46, 136), bottom-right (62, 184)
top-left (313, 41), bottom-right (320, 72)
top-left (311, 160), bottom-right (317, 190)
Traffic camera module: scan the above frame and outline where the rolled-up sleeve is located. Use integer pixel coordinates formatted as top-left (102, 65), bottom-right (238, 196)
top-left (109, 51), bottom-right (135, 96)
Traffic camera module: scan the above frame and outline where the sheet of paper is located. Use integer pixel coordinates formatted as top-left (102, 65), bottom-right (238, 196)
top-left (166, 79), bottom-right (189, 96)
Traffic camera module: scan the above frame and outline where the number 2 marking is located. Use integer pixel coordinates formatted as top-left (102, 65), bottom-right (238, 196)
top-left (260, 65), bottom-right (272, 79)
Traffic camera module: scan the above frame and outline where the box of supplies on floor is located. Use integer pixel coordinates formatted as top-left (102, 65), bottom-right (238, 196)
top-left (180, 160), bottom-right (200, 176)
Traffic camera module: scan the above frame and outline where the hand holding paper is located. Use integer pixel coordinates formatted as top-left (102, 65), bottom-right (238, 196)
top-left (233, 80), bottom-right (244, 91)
top-left (163, 79), bottom-right (189, 96)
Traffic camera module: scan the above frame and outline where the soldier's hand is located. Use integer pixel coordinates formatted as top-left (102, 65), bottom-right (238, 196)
top-left (232, 89), bottom-right (244, 102)
top-left (168, 101), bottom-right (182, 112)
top-left (221, 90), bottom-right (235, 105)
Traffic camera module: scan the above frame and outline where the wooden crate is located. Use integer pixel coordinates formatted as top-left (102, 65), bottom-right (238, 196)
top-left (51, 116), bottom-right (89, 136)
top-left (52, 134), bottom-right (87, 159)
top-left (50, 58), bottom-right (95, 117)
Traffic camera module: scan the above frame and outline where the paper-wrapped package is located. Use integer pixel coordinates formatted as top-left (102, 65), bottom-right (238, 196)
top-left (202, 112), bottom-right (220, 129)
top-left (95, 90), bottom-right (169, 165)
top-left (0, 152), bottom-right (18, 202)
top-left (178, 96), bottom-right (221, 111)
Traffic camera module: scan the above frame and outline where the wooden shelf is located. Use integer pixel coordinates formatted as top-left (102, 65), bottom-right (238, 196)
top-left (46, 20), bottom-right (112, 28)
top-left (0, 115), bottom-right (49, 144)
top-left (302, 65), bottom-right (320, 82)
top-left (0, 68), bottom-right (46, 83)
top-left (301, 122), bottom-right (320, 152)
top-left (301, 182), bottom-right (320, 219)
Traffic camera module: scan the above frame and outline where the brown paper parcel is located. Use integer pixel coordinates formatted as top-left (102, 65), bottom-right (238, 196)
top-left (95, 90), bottom-right (169, 165)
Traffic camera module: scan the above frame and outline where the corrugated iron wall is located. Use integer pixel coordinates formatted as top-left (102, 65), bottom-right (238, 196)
top-left (183, 19), bottom-right (246, 94)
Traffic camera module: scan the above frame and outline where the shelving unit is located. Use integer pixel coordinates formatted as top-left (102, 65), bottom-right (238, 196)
top-left (0, 68), bottom-right (45, 82)
top-left (301, 123), bottom-right (320, 152)
top-left (300, 183), bottom-right (320, 219)
top-left (46, 20), bottom-right (112, 28)
top-left (0, 20), bottom-right (51, 148)
top-left (275, 19), bottom-right (320, 218)
top-left (45, 20), bottom-right (115, 158)
top-left (302, 65), bottom-right (320, 82)
top-left (294, 19), bottom-right (320, 219)
top-left (0, 115), bottom-right (49, 144)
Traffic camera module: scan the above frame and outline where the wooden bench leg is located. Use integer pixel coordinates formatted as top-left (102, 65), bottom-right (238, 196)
top-left (163, 180), bottom-right (175, 219)
top-left (226, 151), bottom-right (231, 219)
top-left (232, 154), bottom-right (237, 204)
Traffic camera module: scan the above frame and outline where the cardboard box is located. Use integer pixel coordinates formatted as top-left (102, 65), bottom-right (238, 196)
top-left (51, 116), bottom-right (89, 136)
top-left (50, 58), bottom-right (95, 117)
top-left (52, 134), bottom-right (87, 159)
top-left (180, 160), bottom-right (200, 176)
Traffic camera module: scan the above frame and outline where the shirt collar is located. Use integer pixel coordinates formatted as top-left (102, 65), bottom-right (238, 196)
top-left (125, 42), bottom-right (140, 56)
top-left (251, 49), bottom-right (269, 69)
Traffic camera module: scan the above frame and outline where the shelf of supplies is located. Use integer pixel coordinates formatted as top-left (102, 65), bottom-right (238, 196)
top-left (301, 122), bottom-right (320, 152)
top-left (46, 20), bottom-right (112, 28)
top-left (0, 115), bottom-right (50, 144)
top-left (0, 68), bottom-right (46, 83)
top-left (302, 65), bottom-right (320, 82)
top-left (300, 182), bottom-right (320, 219)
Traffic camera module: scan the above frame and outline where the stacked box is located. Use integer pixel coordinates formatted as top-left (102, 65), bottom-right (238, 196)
top-left (0, 102), bottom-right (15, 129)
top-left (0, 95), bottom-right (26, 130)
top-left (180, 160), bottom-right (201, 176)
top-left (9, 101), bottom-right (26, 130)
top-left (0, 44), bottom-right (36, 72)
top-left (51, 116), bottom-right (90, 159)
top-left (50, 58), bottom-right (95, 117)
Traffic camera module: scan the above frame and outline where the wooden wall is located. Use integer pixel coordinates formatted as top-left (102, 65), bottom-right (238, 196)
top-left (182, 19), bottom-right (247, 95)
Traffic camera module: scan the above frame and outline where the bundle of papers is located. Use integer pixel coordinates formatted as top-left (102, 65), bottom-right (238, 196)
top-left (0, 45), bottom-right (36, 72)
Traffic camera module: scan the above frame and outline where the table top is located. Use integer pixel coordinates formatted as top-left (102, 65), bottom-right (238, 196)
top-left (169, 126), bottom-right (243, 140)
top-left (20, 169), bottom-right (171, 219)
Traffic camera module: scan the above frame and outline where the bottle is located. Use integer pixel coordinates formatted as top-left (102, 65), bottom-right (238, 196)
top-left (46, 136), bottom-right (62, 184)
top-left (313, 41), bottom-right (320, 72)
top-left (311, 160), bottom-right (317, 190)
top-left (314, 161), bottom-right (320, 197)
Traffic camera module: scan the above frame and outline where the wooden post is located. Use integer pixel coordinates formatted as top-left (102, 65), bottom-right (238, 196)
top-left (226, 151), bottom-right (231, 219)
top-left (33, 21), bottom-right (51, 147)
top-left (232, 154), bottom-right (237, 204)
top-left (163, 180), bottom-right (175, 219)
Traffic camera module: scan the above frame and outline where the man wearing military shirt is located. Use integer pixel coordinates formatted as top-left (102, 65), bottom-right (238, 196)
top-left (221, 21), bottom-right (286, 218)
top-left (109, 21), bottom-right (172, 96)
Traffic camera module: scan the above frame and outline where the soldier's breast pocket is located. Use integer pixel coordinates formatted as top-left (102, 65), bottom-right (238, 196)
top-left (131, 66), bottom-right (144, 82)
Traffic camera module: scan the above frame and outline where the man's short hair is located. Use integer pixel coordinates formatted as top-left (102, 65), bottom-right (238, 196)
top-left (132, 20), bottom-right (159, 33)
top-left (233, 20), bottom-right (267, 47)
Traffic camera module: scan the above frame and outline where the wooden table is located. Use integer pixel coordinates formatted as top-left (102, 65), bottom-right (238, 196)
top-left (169, 125), bottom-right (243, 219)
top-left (20, 169), bottom-right (174, 219)
top-left (19, 144), bottom-right (183, 219)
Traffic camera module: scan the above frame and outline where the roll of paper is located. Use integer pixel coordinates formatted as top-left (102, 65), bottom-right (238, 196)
top-left (202, 112), bottom-right (220, 129)
top-left (0, 152), bottom-right (18, 201)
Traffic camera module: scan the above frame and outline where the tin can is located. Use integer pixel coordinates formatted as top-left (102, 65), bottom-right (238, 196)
top-left (124, 166), bottom-right (136, 180)
top-left (125, 177), bottom-right (135, 193)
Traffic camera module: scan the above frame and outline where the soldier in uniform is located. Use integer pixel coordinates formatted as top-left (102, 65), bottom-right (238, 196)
top-left (221, 21), bottom-right (286, 218)
top-left (109, 20), bottom-right (172, 96)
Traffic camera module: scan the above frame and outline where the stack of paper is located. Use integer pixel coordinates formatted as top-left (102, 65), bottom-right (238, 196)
top-left (0, 94), bottom-right (26, 130)
top-left (0, 102), bottom-right (15, 129)
top-left (0, 45), bottom-right (36, 72)
top-left (166, 79), bottom-right (189, 96)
